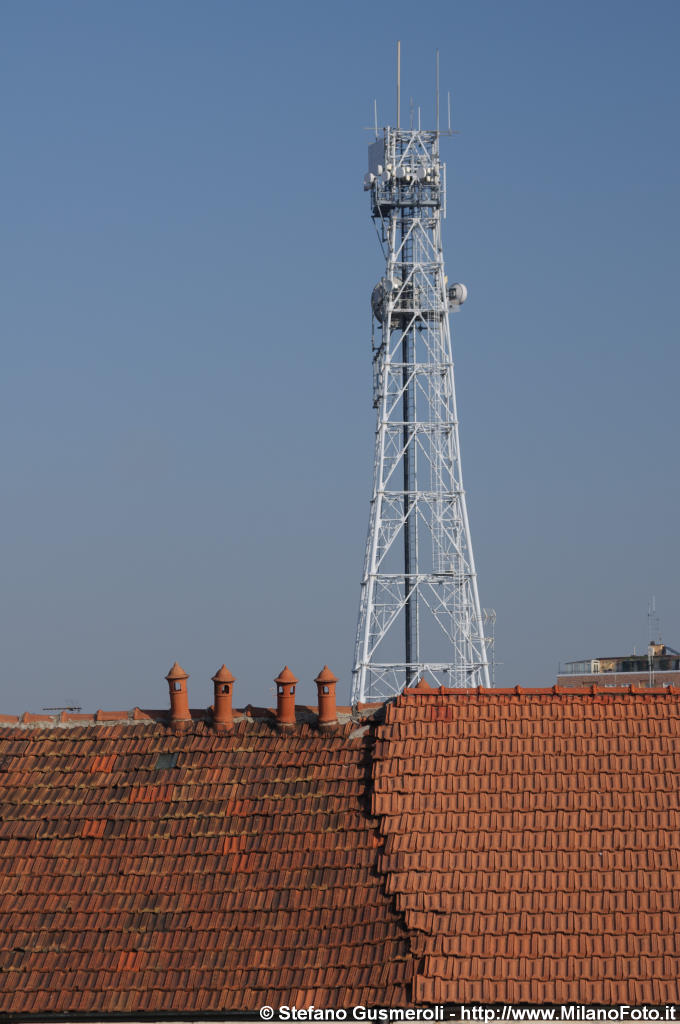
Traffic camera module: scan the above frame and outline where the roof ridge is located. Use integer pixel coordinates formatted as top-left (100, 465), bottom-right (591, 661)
top-left (0, 703), bottom-right (382, 731)
top-left (397, 684), bottom-right (679, 699)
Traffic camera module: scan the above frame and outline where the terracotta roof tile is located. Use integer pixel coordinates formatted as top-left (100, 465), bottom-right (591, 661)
top-left (0, 713), bottom-right (411, 1015)
top-left (373, 689), bottom-right (680, 1005)
top-left (2, 687), bottom-right (680, 1011)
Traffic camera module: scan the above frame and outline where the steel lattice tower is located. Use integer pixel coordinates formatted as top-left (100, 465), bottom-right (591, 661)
top-left (351, 118), bottom-right (490, 705)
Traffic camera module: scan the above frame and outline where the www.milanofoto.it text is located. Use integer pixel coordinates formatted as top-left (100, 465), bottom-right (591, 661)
top-left (456, 1007), bottom-right (678, 1022)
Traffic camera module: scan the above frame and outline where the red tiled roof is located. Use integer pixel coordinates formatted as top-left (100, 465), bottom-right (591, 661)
top-left (0, 710), bottom-right (411, 1017)
top-left (373, 687), bottom-right (680, 1006)
top-left (1, 686), bottom-right (680, 1015)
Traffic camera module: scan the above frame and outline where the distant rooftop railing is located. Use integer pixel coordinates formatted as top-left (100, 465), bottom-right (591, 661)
top-left (558, 660), bottom-right (680, 676)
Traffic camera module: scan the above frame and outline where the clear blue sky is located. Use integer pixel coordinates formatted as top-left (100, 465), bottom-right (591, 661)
top-left (2, 0), bottom-right (678, 714)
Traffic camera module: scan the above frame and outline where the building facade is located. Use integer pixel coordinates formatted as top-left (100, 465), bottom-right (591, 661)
top-left (557, 642), bottom-right (680, 689)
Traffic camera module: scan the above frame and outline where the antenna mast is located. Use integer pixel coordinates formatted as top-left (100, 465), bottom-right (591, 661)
top-left (354, 51), bottom-right (490, 703)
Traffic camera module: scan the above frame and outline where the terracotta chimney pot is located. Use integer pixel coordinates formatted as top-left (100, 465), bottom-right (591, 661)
top-left (212, 665), bottom-right (235, 731)
top-left (274, 666), bottom-right (298, 729)
top-left (165, 662), bottom-right (190, 726)
top-left (314, 665), bottom-right (338, 729)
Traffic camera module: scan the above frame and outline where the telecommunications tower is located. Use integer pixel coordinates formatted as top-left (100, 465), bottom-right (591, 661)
top-left (351, 49), bottom-right (490, 704)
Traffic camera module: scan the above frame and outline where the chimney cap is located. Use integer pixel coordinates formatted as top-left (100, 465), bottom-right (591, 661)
top-left (409, 676), bottom-right (434, 693)
top-left (212, 665), bottom-right (236, 685)
top-left (314, 665), bottom-right (338, 685)
top-left (165, 662), bottom-right (189, 682)
top-left (274, 666), bottom-right (298, 685)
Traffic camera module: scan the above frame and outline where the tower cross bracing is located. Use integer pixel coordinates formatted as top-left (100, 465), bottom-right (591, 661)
top-left (351, 124), bottom-right (490, 705)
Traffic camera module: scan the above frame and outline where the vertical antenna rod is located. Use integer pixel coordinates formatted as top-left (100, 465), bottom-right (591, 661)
top-left (435, 49), bottom-right (440, 135)
top-left (397, 40), bottom-right (401, 130)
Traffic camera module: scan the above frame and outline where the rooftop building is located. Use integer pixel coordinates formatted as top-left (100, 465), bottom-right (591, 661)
top-left (558, 643), bottom-right (680, 689)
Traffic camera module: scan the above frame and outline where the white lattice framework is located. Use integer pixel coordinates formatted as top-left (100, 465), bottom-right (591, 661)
top-left (351, 126), bottom-right (490, 705)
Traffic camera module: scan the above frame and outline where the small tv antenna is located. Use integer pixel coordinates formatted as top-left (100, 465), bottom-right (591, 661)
top-left (42, 705), bottom-right (82, 714)
top-left (648, 595), bottom-right (661, 645)
top-left (648, 596), bottom-right (660, 687)
top-left (484, 609), bottom-right (500, 685)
